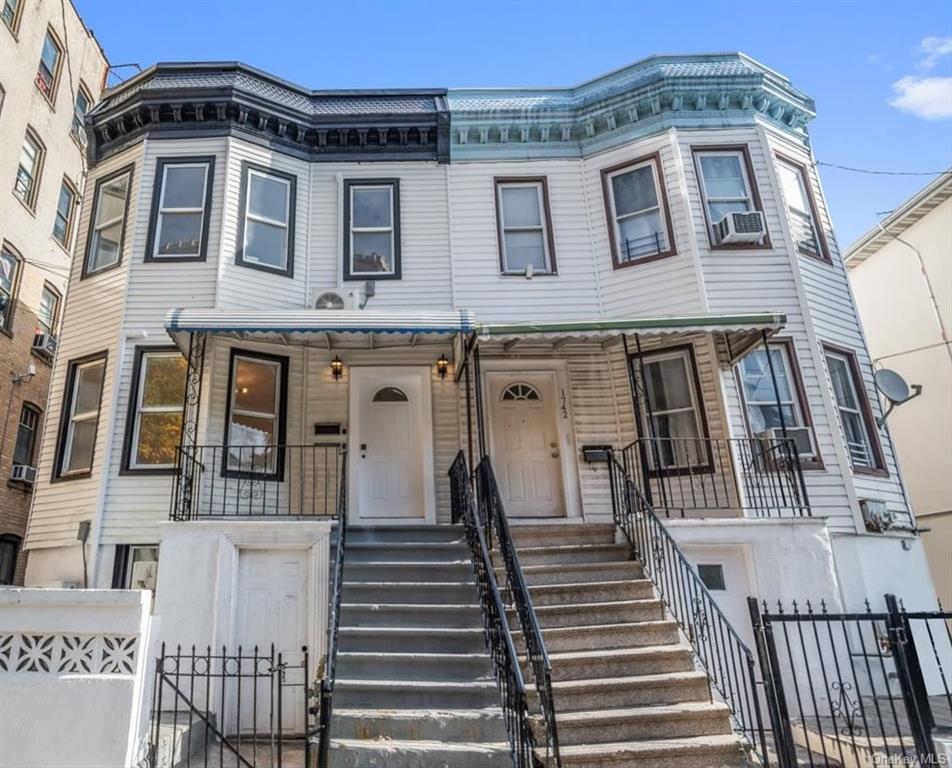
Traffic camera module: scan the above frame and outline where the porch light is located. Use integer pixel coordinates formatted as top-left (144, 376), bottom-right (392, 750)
top-left (330, 356), bottom-right (343, 381)
top-left (436, 354), bottom-right (449, 380)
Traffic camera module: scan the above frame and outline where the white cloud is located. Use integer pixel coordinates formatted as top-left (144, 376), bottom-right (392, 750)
top-left (889, 75), bottom-right (952, 120)
top-left (918, 36), bottom-right (952, 70)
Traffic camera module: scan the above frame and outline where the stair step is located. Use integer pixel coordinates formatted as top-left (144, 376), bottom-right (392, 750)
top-left (330, 737), bottom-right (512, 768)
top-left (344, 561), bottom-right (472, 582)
top-left (509, 523), bottom-right (617, 548)
top-left (336, 651), bottom-right (494, 682)
top-left (539, 733), bottom-right (747, 768)
top-left (536, 644), bottom-right (695, 681)
top-left (528, 579), bottom-right (655, 606)
top-left (346, 542), bottom-right (469, 563)
top-left (346, 525), bottom-right (465, 545)
top-left (533, 701), bottom-right (733, 746)
top-left (527, 620), bottom-right (681, 652)
top-left (513, 598), bottom-right (664, 629)
top-left (340, 603), bottom-right (481, 628)
top-left (337, 626), bottom-right (487, 654)
top-left (333, 678), bottom-right (500, 709)
top-left (501, 544), bottom-right (632, 566)
top-left (331, 707), bottom-right (507, 742)
top-left (541, 671), bottom-right (713, 712)
top-left (342, 581), bottom-right (477, 605)
top-left (513, 561), bottom-right (644, 586)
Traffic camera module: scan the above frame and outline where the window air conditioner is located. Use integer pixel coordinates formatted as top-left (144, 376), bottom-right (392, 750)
top-left (10, 464), bottom-right (37, 484)
top-left (715, 211), bottom-right (766, 244)
top-left (32, 332), bottom-right (58, 359)
top-left (756, 427), bottom-right (815, 458)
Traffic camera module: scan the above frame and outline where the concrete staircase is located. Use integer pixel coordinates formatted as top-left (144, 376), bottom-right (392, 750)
top-left (328, 525), bottom-right (511, 768)
top-left (503, 523), bottom-right (750, 768)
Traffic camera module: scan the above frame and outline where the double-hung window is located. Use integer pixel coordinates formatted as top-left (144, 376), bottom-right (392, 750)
top-left (694, 147), bottom-right (766, 246)
top-left (494, 178), bottom-right (555, 275)
top-left (36, 29), bottom-right (62, 101)
top-left (2, 0), bottom-right (22, 33)
top-left (125, 349), bottom-right (187, 471)
top-left (14, 129), bottom-right (43, 208)
top-left (602, 155), bottom-right (674, 265)
top-left (824, 347), bottom-right (883, 472)
top-left (53, 178), bottom-right (77, 247)
top-left (72, 85), bottom-right (91, 144)
top-left (776, 158), bottom-right (829, 261)
top-left (84, 167), bottom-right (132, 276)
top-left (147, 157), bottom-right (214, 261)
top-left (13, 404), bottom-right (40, 468)
top-left (56, 354), bottom-right (107, 478)
top-left (224, 351), bottom-right (286, 477)
top-left (37, 284), bottom-right (59, 336)
top-left (237, 163), bottom-right (295, 276)
top-left (0, 245), bottom-right (20, 331)
top-left (343, 179), bottom-right (400, 280)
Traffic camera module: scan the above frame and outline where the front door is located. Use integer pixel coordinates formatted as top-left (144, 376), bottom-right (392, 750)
top-left (351, 367), bottom-right (431, 521)
top-left (487, 372), bottom-right (565, 517)
top-left (234, 549), bottom-right (308, 734)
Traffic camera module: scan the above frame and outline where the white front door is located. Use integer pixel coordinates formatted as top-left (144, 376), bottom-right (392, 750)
top-left (351, 367), bottom-right (432, 521)
top-left (487, 372), bottom-right (565, 517)
top-left (235, 549), bottom-right (308, 734)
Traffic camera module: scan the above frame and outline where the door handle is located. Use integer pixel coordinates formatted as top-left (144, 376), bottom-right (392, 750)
top-left (551, 452), bottom-right (560, 458)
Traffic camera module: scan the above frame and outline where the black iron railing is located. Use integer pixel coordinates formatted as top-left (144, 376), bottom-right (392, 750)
top-left (450, 452), bottom-right (536, 767)
top-left (475, 458), bottom-right (561, 768)
top-left (750, 595), bottom-right (952, 767)
top-left (617, 436), bottom-right (810, 518)
top-left (149, 643), bottom-right (312, 768)
top-left (316, 448), bottom-right (348, 767)
top-left (170, 444), bottom-right (343, 520)
top-left (605, 447), bottom-right (769, 763)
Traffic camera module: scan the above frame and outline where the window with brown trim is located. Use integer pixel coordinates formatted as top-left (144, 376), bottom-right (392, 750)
top-left (0, 243), bottom-right (22, 334)
top-left (775, 156), bottom-right (831, 262)
top-left (601, 154), bottom-right (676, 266)
top-left (53, 176), bottom-right (78, 248)
top-left (72, 83), bottom-right (92, 146)
top-left (37, 282), bottom-right (60, 337)
top-left (14, 128), bottom-right (44, 210)
top-left (822, 345), bottom-right (886, 474)
top-left (692, 145), bottom-right (770, 249)
top-left (36, 28), bottom-right (63, 103)
top-left (2, 0), bottom-right (23, 35)
top-left (494, 177), bottom-right (556, 275)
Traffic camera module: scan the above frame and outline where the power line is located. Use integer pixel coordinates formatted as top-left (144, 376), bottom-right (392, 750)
top-left (817, 162), bottom-right (950, 177)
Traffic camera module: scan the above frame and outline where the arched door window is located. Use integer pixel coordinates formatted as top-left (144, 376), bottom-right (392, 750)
top-left (372, 386), bottom-right (409, 403)
top-left (501, 383), bottom-right (541, 402)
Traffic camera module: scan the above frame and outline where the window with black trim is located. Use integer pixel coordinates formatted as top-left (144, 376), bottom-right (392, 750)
top-left (697, 564), bottom-right (726, 591)
top-left (14, 128), bottom-right (44, 209)
top-left (53, 177), bottom-right (77, 247)
top-left (224, 350), bottom-right (288, 477)
top-left (0, 534), bottom-right (21, 585)
top-left (776, 157), bottom-right (830, 262)
top-left (111, 544), bottom-right (158, 590)
top-left (13, 403), bottom-right (40, 468)
top-left (84, 167), bottom-right (133, 276)
top-left (343, 179), bottom-right (400, 280)
top-left (0, 244), bottom-right (21, 332)
top-left (494, 178), bottom-right (555, 275)
top-left (147, 157), bottom-right (215, 261)
top-left (601, 155), bottom-right (675, 266)
top-left (71, 84), bottom-right (91, 144)
top-left (55, 353), bottom-right (107, 478)
top-left (124, 348), bottom-right (187, 471)
top-left (236, 163), bottom-right (295, 276)
top-left (823, 346), bottom-right (885, 473)
top-left (693, 146), bottom-right (768, 248)
top-left (2, 0), bottom-right (22, 34)
top-left (36, 28), bottom-right (62, 102)
top-left (37, 283), bottom-right (59, 336)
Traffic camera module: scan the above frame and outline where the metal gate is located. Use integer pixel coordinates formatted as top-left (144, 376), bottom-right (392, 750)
top-left (148, 643), bottom-right (317, 768)
top-left (749, 595), bottom-right (952, 767)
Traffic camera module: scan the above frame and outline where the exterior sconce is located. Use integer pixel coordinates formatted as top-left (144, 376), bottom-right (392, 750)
top-left (330, 356), bottom-right (343, 381)
top-left (436, 354), bottom-right (449, 380)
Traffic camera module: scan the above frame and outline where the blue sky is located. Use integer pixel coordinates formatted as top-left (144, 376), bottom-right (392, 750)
top-left (76, 0), bottom-right (952, 246)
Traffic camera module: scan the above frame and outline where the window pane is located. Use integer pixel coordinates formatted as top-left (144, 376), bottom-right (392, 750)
top-left (749, 403), bottom-right (798, 434)
top-left (249, 173), bottom-right (288, 222)
top-left (76, 362), bottom-right (105, 414)
top-left (700, 155), bottom-right (747, 197)
top-left (352, 232), bottom-right (393, 273)
top-left (98, 175), bottom-right (130, 223)
top-left (233, 359), bottom-right (277, 414)
top-left (75, 89), bottom-right (89, 118)
top-left (2, 0), bottom-right (19, 27)
top-left (156, 212), bottom-right (203, 256)
top-left (353, 187), bottom-right (392, 228)
top-left (612, 166), bottom-right (658, 216)
top-left (652, 410), bottom-right (701, 441)
top-left (141, 355), bottom-right (186, 407)
top-left (135, 413), bottom-right (182, 465)
top-left (162, 165), bottom-right (205, 209)
top-left (66, 420), bottom-right (97, 473)
top-left (0, 252), bottom-right (15, 294)
top-left (19, 138), bottom-right (38, 174)
top-left (709, 200), bottom-right (751, 222)
top-left (618, 210), bottom-right (665, 259)
top-left (38, 288), bottom-right (56, 332)
top-left (827, 357), bottom-right (859, 410)
top-left (501, 186), bottom-right (542, 227)
top-left (91, 222), bottom-right (122, 269)
top-left (741, 350), bottom-right (793, 402)
top-left (128, 547), bottom-right (158, 590)
top-left (777, 163), bottom-right (809, 212)
top-left (41, 34), bottom-right (60, 72)
top-left (244, 220), bottom-right (286, 267)
top-left (503, 230), bottom-right (546, 272)
top-left (645, 357), bottom-right (692, 411)
top-left (13, 418), bottom-right (36, 465)
top-left (229, 416), bottom-right (276, 462)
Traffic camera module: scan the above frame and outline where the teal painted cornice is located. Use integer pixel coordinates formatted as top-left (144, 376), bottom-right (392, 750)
top-left (447, 53), bottom-right (816, 160)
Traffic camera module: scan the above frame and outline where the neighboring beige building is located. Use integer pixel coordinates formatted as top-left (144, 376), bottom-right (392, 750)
top-left (845, 171), bottom-right (952, 607)
top-left (0, 0), bottom-right (108, 583)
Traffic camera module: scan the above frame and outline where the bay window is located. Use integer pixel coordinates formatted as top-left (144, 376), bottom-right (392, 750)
top-left (56, 353), bottom-right (107, 478)
top-left (776, 157), bottom-right (829, 261)
top-left (693, 146), bottom-right (768, 247)
top-left (224, 351), bottom-right (287, 477)
top-left (124, 348), bottom-right (187, 471)
top-left (602, 155), bottom-right (674, 265)
top-left (344, 179), bottom-right (400, 279)
top-left (494, 178), bottom-right (555, 275)
top-left (237, 163), bottom-right (295, 276)
top-left (147, 157), bottom-right (214, 261)
top-left (84, 166), bottom-right (133, 276)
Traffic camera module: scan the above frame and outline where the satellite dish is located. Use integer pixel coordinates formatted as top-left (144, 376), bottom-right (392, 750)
top-left (874, 368), bottom-right (922, 425)
top-left (314, 291), bottom-right (345, 311)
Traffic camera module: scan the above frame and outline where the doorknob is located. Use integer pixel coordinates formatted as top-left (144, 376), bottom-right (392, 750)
top-left (550, 442), bottom-right (557, 448)
top-left (551, 451), bottom-right (560, 458)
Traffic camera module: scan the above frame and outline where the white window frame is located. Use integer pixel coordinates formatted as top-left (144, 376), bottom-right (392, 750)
top-left (241, 168), bottom-right (291, 272)
top-left (152, 162), bottom-right (210, 259)
top-left (496, 181), bottom-right (553, 274)
top-left (125, 545), bottom-right (159, 590)
top-left (638, 348), bottom-right (707, 469)
top-left (349, 184), bottom-right (396, 277)
top-left (37, 285), bottom-right (58, 336)
top-left (824, 350), bottom-right (876, 469)
top-left (605, 159), bottom-right (670, 263)
top-left (129, 351), bottom-right (186, 470)
top-left (695, 150), bottom-right (754, 236)
top-left (60, 357), bottom-right (106, 476)
top-left (13, 404), bottom-right (40, 467)
top-left (226, 354), bottom-right (282, 473)
top-left (739, 347), bottom-right (805, 430)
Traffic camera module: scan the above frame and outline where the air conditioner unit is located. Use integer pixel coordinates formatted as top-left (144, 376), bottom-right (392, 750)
top-left (32, 332), bottom-right (58, 359)
top-left (311, 289), bottom-right (357, 311)
top-left (715, 211), bottom-right (766, 244)
top-left (860, 499), bottom-right (896, 533)
top-left (10, 464), bottom-right (37, 484)
top-left (756, 427), bottom-right (815, 458)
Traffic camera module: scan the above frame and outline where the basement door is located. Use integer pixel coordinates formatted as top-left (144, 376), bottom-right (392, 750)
top-left (487, 373), bottom-right (565, 517)
top-left (234, 549), bottom-right (308, 733)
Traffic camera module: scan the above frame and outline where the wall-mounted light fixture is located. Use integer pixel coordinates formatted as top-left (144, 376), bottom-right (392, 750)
top-left (331, 356), bottom-right (343, 381)
top-left (436, 354), bottom-right (449, 380)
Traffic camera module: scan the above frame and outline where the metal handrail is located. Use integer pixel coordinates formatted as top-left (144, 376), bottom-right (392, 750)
top-left (475, 458), bottom-right (561, 768)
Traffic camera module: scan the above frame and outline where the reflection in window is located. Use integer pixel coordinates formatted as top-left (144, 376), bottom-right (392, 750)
top-left (605, 158), bottom-right (670, 263)
top-left (152, 161), bottom-right (210, 258)
top-left (59, 356), bottom-right (107, 476)
top-left (372, 386), bottom-right (409, 402)
top-left (496, 181), bottom-right (552, 274)
top-left (87, 169), bottom-right (132, 274)
top-left (129, 350), bottom-right (187, 469)
top-left (501, 383), bottom-right (540, 401)
top-left (345, 180), bottom-right (399, 278)
top-left (227, 354), bottom-right (282, 473)
top-left (238, 165), bottom-right (294, 274)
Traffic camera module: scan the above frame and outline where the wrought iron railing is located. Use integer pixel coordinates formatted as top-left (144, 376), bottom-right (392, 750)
top-left (316, 448), bottom-right (348, 767)
top-left (605, 447), bottom-right (769, 763)
top-left (618, 436), bottom-right (810, 518)
top-left (475, 458), bottom-right (561, 768)
top-left (170, 444), bottom-right (343, 520)
top-left (450, 452), bottom-right (536, 767)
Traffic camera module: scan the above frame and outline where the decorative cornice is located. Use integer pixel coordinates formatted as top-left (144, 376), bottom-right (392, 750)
top-left (86, 62), bottom-right (450, 164)
top-left (447, 53), bottom-right (817, 160)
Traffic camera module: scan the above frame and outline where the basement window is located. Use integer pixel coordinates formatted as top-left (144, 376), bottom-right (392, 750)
top-left (697, 564), bottom-right (726, 592)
